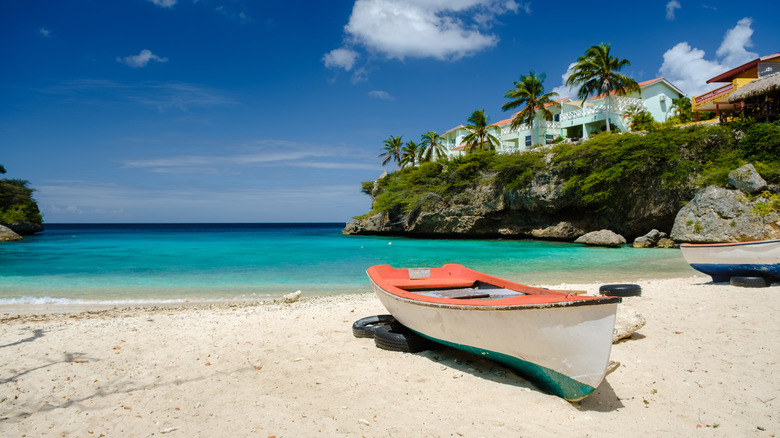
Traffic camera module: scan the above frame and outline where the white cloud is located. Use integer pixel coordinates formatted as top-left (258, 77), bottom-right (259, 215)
top-left (120, 140), bottom-right (378, 174)
top-left (716, 17), bottom-right (756, 67)
top-left (117, 49), bottom-right (169, 68)
top-left (39, 28), bottom-right (51, 37)
top-left (324, 0), bottom-right (523, 74)
top-left (323, 48), bottom-right (359, 71)
top-left (149, 0), bottom-right (177, 7)
top-left (659, 18), bottom-right (758, 96)
top-left (666, 0), bottom-right (681, 20)
top-left (551, 62), bottom-right (578, 99)
top-left (368, 90), bottom-right (394, 100)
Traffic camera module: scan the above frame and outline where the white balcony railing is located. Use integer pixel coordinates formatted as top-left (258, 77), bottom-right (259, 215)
top-left (559, 97), bottom-right (645, 122)
top-left (500, 120), bottom-right (561, 135)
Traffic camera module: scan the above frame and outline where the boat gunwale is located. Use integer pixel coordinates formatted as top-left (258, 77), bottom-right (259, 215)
top-left (371, 280), bottom-right (621, 310)
top-left (681, 239), bottom-right (780, 248)
top-left (367, 264), bottom-right (621, 309)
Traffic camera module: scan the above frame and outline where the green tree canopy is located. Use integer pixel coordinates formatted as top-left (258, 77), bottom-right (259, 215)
top-left (502, 71), bottom-right (559, 146)
top-left (419, 131), bottom-right (447, 162)
top-left (400, 140), bottom-right (420, 168)
top-left (671, 96), bottom-right (695, 124)
top-left (462, 109), bottom-right (500, 153)
top-left (565, 43), bottom-right (640, 133)
top-left (379, 135), bottom-right (404, 168)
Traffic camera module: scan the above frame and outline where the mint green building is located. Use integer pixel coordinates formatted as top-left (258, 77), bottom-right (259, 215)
top-left (442, 77), bottom-right (685, 156)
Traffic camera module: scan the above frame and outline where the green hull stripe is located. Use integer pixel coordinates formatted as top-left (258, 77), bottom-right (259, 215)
top-left (415, 331), bottom-right (596, 401)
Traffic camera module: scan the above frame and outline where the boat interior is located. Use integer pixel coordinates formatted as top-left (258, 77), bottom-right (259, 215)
top-left (413, 281), bottom-right (527, 300)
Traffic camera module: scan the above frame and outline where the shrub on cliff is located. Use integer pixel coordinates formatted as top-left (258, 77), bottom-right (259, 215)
top-left (0, 171), bottom-right (43, 225)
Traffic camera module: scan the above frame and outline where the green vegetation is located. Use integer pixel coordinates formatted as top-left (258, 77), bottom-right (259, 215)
top-left (565, 43), bottom-right (640, 133)
top-left (752, 191), bottom-right (780, 217)
top-left (502, 71), bottom-right (559, 146)
top-left (462, 109), bottom-right (501, 153)
top-left (359, 121), bottom-right (780, 219)
top-left (400, 140), bottom-right (420, 168)
top-left (419, 131), bottom-right (447, 162)
top-left (0, 165), bottom-right (43, 225)
top-left (379, 135), bottom-right (404, 168)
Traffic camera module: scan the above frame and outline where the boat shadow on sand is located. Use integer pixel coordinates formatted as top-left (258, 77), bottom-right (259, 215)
top-left (413, 344), bottom-right (624, 412)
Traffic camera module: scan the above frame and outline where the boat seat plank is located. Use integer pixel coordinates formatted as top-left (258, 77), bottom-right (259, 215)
top-left (391, 278), bottom-right (477, 290)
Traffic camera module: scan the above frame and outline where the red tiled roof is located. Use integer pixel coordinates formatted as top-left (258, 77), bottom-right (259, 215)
top-left (442, 124), bottom-right (464, 135)
top-left (587, 77), bottom-right (679, 100)
top-left (707, 52), bottom-right (780, 83)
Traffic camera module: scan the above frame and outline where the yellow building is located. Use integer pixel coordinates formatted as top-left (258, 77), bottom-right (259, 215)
top-left (692, 52), bottom-right (780, 120)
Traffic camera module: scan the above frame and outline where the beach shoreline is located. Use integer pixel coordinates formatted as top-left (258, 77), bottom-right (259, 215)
top-left (1, 275), bottom-right (776, 436)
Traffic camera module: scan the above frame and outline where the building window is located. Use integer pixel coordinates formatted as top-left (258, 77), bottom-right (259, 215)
top-left (553, 114), bottom-right (560, 122)
top-left (545, 134), bottom-right (554, 144)
top-left (525, 136), bottom-right (532, 147)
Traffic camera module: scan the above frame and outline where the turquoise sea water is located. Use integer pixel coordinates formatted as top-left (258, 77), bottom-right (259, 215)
top-left (0, 223), bottom-right (697, 306)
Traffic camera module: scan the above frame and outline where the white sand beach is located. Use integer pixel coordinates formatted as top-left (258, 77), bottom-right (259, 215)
top-left (1, 276), bottom-right (777, 437)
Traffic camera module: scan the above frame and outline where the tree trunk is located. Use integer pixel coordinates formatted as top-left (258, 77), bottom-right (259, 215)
top-left (605, 96), bottom-right (611, 133)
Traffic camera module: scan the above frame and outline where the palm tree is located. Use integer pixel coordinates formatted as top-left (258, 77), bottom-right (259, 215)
top-left (502, 71), bottom-right (559, 147)
top-left (671, 96), bottom-right (694, 123)
top-left (565, 43), bottom-right (639, 133)
top-left (379, 135), bottom-right (404, 168)
top-left (419, 131), bottom-right (447, 162)
top-left (462, 109), bottom-right (500, 153)
top-left (400, 141), bottom-right (420, 168)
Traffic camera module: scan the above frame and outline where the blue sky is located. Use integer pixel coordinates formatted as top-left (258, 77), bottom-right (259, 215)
top-left (1, 1), bottom-right (778, 223)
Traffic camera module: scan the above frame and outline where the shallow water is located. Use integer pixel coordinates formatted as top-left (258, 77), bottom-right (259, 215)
top-left (0, 223), bottom-right (697, 306)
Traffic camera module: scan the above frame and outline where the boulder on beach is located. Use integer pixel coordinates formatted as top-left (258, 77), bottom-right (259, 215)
top-left (574, 229), bottom-right (626, 247)
top-left (613, 305), bottom-right (646, 343)
top-left (0, 224), bottom-right (23, 242)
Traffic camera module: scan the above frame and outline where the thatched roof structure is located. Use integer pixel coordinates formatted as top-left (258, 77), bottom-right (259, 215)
top-left (729, 74), bottom-right (780, 102)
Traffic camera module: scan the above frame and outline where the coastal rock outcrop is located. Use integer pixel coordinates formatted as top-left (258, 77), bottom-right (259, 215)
top-left (728, 163), bottom-right (767, 194)
top-left (1, 221), bottom-right (44, 236)
top-left (574, 229), bottom-right (626, 247)
top-left (670, 186), bottom-right (780, 243)
top-left (345, 170), bottom-right (682, 240)
top-left (0, 224), bottom-right (23, 241)
top-left (633, 229), bottom-right (675, 248)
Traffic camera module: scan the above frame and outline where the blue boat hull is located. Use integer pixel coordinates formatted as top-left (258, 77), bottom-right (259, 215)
top-left (688, 263), bottom-right (780, 283)
top-left (681, 240), bottom-right (780, 283)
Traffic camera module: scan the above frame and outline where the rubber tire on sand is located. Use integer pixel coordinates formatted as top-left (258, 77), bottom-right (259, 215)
top-left (730, 276), bottom-right (771, 288)
top-left (599, 283), bottom-right (642, 297)
top-left (374, 323), bottom-right (433, 353)
top-left (352, 314), bottom-right (397, 339)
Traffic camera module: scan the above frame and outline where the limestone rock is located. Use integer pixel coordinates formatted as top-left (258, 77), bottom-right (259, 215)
top-left (728, 163), bottom-right (767, 194)
top-left (0, 225), bottom-right (23, 242)
top-left (2, 221), bottom-right (44, 236)
top-left (574, 229), bottom-right (627, 247)
top-left (632, 229), bottom-right (668, 248)
top-left (283, 290), bottom-right (301, 303)
top-left (670, 186), bottom-right (780, 243)
top-left (613, 305), bottom-right (646, 343)
top-left (656, 238), bottom-right (676, 248)
top-left (530, 221), bottom-right (586, 240)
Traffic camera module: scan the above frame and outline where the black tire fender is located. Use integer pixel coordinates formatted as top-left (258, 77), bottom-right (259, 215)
top-left (599, 283), bottom-right (642, 297)
top-left (352, 314), bottom-right (396, 338)
top-left (730, 276), bottom-right (771, 288)
top-left (374, 323), bottom-right (434, 353)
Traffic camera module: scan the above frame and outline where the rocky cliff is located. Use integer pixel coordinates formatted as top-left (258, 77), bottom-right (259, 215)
top-left (345, 162), bottom-right (780, 243)
top-left (670, 165), bottom-right (780, 243)
top-left (344, 166), bottom-right (692, 241)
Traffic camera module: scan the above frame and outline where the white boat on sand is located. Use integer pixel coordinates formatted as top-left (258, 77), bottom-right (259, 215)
top-left (366, 264), bottom-right (621, 401)
top-left (680, 239), bottom-right (780, 282)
